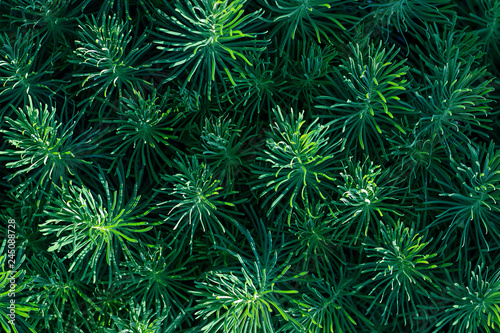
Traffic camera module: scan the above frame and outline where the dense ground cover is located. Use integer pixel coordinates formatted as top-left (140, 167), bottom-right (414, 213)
top-left (0, 0), bottom-right (500, 332)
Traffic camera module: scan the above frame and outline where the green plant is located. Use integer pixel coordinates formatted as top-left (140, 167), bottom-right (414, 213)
top-left (118, 243), bottom-right (195, 315)
top-left (426, 141), bottom-right (500, 263)
top-left (25, 254), bottom-right (90, 332)
top-left (89, 283), bottom-right (127, 327)
top-left (335, 158), bottom-right (409, 243)
top-left (261, 0), bottom-right (358, 53)
top-left (0, 98), bottom-right (98, 198)
top-left (0, 193), bottom-right (48, 258)
top-left (294, 267), bottom-right (374, 333)
top-left (361, 0), bottom-right (455, 35)
top-left (100, 89), bottom-right (178, 183)
top-left (224, 52), bottom-right (287, 122)
top-left (0, 30), bottom-right (61, 117)
top-left (0, 241), bottom-right (37, 333)
top-left (156, 155), bottom-right (242, 248)
top-left (70, 14), bottom-right (155, 116)
top-left (413, 55), bottom-right (494, 152)
top-left (283, 41), bottom-right (338, 110)
top-left (5, 0), bottom-right (90, 47)
top-left (168, 85), bottom-right (222, 130)
top-left (2, 0), bottom-right (500, 332)
top-left (283, 200), bottom-right (347, 276)
top-left (317, 41), bottom-right (413, 159)
top-left (104, 301), bottom-right (184, 333)
top-left (189, 222), bottom-right (306, 332)
top-left (252, 107), bottom-right (343, 223)
top-left (358, 220), bottom-right (448, 328)
top-left (152, 0), bottom-right (269, 99)
top-left (462, 0), bottom-right (500, 74)
top-left (194, 116), bottom-right (256, 189)
top-left (411, 20), bottom-right (485, 76)
top-left (93, 0), bottom-right (150, 22)
top-left (39, 170), bottom-right (157, 283)
top-left (431, 264), bottom-right (500, 333)
top-left (389, 131), bottom-right (452, 194)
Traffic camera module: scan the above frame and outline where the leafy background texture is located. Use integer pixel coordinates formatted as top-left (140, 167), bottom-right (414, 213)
top-left (0, 0), bottom-right (499, 332)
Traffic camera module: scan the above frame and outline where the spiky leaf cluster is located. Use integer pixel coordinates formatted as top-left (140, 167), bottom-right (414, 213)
top-left (70, 14), bottom-right (155, 115)
top-left (100, 89), bottom-right (178, 182)
top-left (118, 244), bottom-right (194, 315)
top-left (252, 107), bottom-right (343, 221)
top-left (0, 30), bottom-right (61, 117)
top-left (0, 98), bottom-right (97, 197)
top-left (283, 200), bottom-right (346, 275)
top-left (427, 141), bottom-right (500, 263)
top-left (318, 41), bottom-right (413, 159)
top-left (432, 264), bottom-right (500, 333)
top-left (414, 55), bottom-right (494, 152)
top-left (190, 223), bottom-right (305, 332)
top-left (39, 171), bottom-right (157, 283)
top-left (362, 0), bottom-right (455, 35)
top-left (295, 268), bottom-right (373, 333)
top-left (261, 0), bottom-right (358, 53)
top-left (194, 116), bottom-right (256, 189)
top-left (152, 0), bottom-right (269, 99)
top-left (358, 220), bottom-right (448, 328)
top-left (156, 155), bottom-right (241, 248)
top-left (335, 158), bottom-right (409, 243)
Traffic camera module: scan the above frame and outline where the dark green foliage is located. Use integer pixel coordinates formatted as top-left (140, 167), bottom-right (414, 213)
top-left (284, 41), bottom-right (338, 110)
top-left (462, 0), bottom-right (500, 74)
top-left (93, 0), bottom-right (148, 22)
top-left (168, 85), bottom-right (222, 130)
top-left (1, 0), bottom-right (500, 332)
top-left (413, 55), bottom-right (494, 152)
top-left (194, 116), bottom-right (256, 189)
top-left (261, 0), bottom-right (358, 53)
top-left (295, 268), bottom-right (374, 333)
top-left (0, 98), bottom-right (97, 198)
top-left (89, 283), bottom-right (127, 327)
top-left (0, 30), bottom-right (61, 117)
top-left (317, 41), bottom-right (413, 159)
top-left (432, 264), bottom-right (500, 333)
top-left (361, 0), bottom-right (455, 35)
top-left (389, 131), bottom-right (452, 191)
top-left (0, 240), bottom-right (37, 333)
top-left (70, 14), bottom-right (155, 116)
top-left (25, 254), bottom-right (88, 332)
top-left (427, 141), bottom-right (500, 262)
top-left (335, 159), bottom-right (409, 243)
top-left (156, 155), bottom-right (242, 248)
top-left (39, 170), bottom-right (157, 283)
top-left (103, 302), bottom-right (183, 333)
top-left (225, 52), bottom-right (287, 122)
top-left (4, 0), bottom-right (90, 47)
top-left (190, 223), bottom-right (305, 332)
top-left (119, 244), bottom-right (194, 315)
top-left (100, 89), bottom-right (178, 182)
top-left (0, 198), bottom-right (46, 258)
top-left (411, 20), bottom-right (485, 74)
top-left (358, 220), bottom-right (447, 327)
top-left (152, 0), bottom-right (269, 99)
top-left (283, 200), bottom-right (346, 275)
top-left (252, 107), bottom-right (343, 222)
